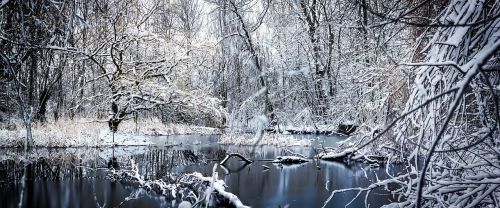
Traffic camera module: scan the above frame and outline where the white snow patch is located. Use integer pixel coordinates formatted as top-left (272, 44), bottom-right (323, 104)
top-left (442, 26), bottom-right (469, 46)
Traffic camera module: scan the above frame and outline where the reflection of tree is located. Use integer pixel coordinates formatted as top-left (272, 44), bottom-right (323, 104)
top-left (0, 154), bottom-right (87, 182)
top-left (220, 160), bottom-right (251, 174)
top-left (0, 147), bottom-right (208, 182)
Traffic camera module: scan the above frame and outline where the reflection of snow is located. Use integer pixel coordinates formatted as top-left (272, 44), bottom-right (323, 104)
top-left (149, 134), bottom-right (219, 147)
top-left (98, 146), bottom-right (150, 160)
top-left (272, 162), bottom-right (306, 169)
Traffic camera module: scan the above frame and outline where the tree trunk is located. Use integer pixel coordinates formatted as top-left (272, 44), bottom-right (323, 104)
top-left (230, 0), bottom-right (275, 126)
top-left (25, 121), bottom-right (33, 149)
top-left (35, 89), bottom-right (50, 123)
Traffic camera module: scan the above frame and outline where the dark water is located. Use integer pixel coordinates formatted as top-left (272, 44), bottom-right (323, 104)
top-left (0, 134), bottom-right (404, 208)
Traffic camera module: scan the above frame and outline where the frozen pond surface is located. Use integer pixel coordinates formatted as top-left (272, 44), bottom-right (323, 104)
top-left (0, 135), bottom-right (403, 207)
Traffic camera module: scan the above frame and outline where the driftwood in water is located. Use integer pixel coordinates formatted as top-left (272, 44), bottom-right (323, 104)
top-left (220, 153), bottom-right (253, 165)
top-left (318, 150), bottom-right (354, 163)
top-left (272, 156), bottom-right (309, 164)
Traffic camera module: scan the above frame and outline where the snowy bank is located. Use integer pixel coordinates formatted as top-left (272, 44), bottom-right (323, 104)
top-left (218, 133), bottom-right (311, 147)
top-left (271, 123), bottom-right (357, 135)
top-left (0, 119), bottom-right (221, 147)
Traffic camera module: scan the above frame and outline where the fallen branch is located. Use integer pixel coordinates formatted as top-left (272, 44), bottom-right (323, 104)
top-left (220, 153), bottom-right (253, 165)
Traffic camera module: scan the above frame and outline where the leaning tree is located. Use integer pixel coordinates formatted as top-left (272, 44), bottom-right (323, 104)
top-left (321, 0), bottom-right (500, 207)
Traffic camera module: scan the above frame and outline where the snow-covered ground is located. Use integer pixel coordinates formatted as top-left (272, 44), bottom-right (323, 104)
top-left (218, 133), bottom-right (311, 147)
top-left (0, 119), bottom-right (221, 147)
top-left (0, 119), bottom-right (323, 148)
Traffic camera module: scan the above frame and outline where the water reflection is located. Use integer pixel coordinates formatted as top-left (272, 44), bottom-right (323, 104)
top-left (0, 134), bottom-right (400, 207)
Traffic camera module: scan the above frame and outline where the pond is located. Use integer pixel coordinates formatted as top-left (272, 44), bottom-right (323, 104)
top-left (0, 134), bottom-right (403, 208)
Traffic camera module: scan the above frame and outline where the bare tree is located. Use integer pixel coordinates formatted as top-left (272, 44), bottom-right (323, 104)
top-left (0, 0), bottom-right (76, 147)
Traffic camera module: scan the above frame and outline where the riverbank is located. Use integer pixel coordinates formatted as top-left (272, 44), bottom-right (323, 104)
top-left (0, 118), bottom-right (222, 147)
top-left (0, 119), bottom-right (317, 148)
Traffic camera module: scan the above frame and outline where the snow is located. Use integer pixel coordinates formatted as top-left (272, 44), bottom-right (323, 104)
top-left (219, 133), bottom-right (311, 147)
top-left (316, 148), bottom-right (355, 160)
top-left (178, 201), bottom-right (192, 208)
top-left (275, 123), bottom-right (350, 135)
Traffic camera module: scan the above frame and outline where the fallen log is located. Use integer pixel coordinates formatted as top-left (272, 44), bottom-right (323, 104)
top-left (317, 149), bottom-right (386, 165)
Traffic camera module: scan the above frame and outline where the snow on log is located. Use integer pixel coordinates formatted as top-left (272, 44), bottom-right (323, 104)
top-left (316, 148), bottom-right (355, 162)
top-left (317, 148), bottom-right (385, 164)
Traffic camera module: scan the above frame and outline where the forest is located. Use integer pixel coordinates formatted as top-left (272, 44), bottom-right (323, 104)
top-left (0, 0), bottom-right (499, 207)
